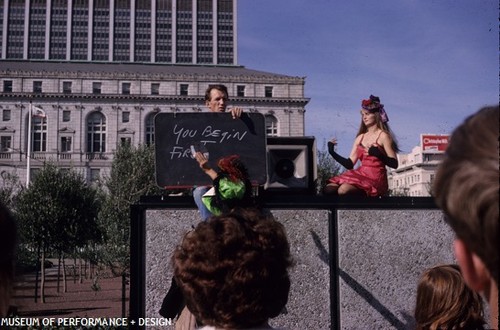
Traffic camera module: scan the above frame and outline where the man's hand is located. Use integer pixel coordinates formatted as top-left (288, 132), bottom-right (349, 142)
top-left (229, 107), bottom-right (243, 119)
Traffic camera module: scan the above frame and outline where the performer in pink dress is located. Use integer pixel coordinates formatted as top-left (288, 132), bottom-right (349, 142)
top-left (324, 95), bottom-right (399, 196)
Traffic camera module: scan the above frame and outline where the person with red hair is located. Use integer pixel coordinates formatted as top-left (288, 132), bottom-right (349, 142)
top-left (193, 153), bottom-right (253, 220)
top-left (324, 95), bottom-right (399, 196)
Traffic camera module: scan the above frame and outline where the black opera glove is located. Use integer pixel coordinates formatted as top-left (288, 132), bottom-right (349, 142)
top-left (368, 146), bottom-right (398, 169)
top-left (328, 141), bottom-right (354, 170)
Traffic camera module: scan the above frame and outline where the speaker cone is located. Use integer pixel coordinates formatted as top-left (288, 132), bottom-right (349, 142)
top-left (275, 159), bottom-right (295, 179)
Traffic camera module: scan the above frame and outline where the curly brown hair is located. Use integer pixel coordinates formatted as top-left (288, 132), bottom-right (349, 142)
top-left (414, 264), bottom-right (486, 330)
top-left (172, 208), bottom-right (292, 329)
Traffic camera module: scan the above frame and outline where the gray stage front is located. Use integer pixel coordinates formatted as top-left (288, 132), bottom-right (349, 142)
top-left (130, 197), bottom-right (469, 329)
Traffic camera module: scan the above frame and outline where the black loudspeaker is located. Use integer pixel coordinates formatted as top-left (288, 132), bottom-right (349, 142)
top-left (264, 136), bottom-right (317, 194)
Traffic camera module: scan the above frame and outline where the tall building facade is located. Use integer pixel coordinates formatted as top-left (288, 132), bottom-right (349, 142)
top-left (1, 0), bottom-right (237, 65)
top-left (0, 0), bottom-right (309, 186)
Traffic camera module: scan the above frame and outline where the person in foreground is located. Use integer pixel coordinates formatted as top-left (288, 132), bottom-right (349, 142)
top-left (433, 105), bottom-right (499, 329)
top-left (324, 95), bottom-right (399, 196)
top-left (414, 264), bottom-right (486, 330)
top-left (0, 202), bottom-right (17, 317)
top-left (172, 209), bottom-right (292, 329)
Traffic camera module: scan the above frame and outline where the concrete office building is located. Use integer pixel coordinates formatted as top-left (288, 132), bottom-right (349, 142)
top-left (0, 0), bottom-right (309, 185)
top-left (387, 134), bottom-right (450, 196)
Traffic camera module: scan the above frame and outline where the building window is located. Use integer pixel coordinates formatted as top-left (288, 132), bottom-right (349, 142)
top-left (122, 111), bottom-right (130, 123)
top-left (2, 109), bottom-right (11, 121)
top-left (120, 137), bottom-right (131, 146)
top-left (63, 81), bottom-right (72, 94)
top-left (122, 82), bottom-right (131, 95)
top-left (3, 81), bottom-right (13, 93)
top-left (237, 85), bottom-right (245, 97)
top-left (60, 136), bottom-right (72, 152)
top-left (32, 116), bottom-right (47, 152)
top-left (33, 81), bottom-right (43, 94)
top-left (87, 112), bottom-right (106, 153)
top-left (151, 83), bottom-right (160, 95)
top-left (90, 168), bottom-right (100, 182)
top-left (62, 110), bottom-right (71, 122)
top-left (265, 115), bottom-right (278, 136)
top-left (180, 84), bottom-right (189, 96)
top-left (1, 136), bottom-right (12, 152)
top-left (265, 86), bottom-right (273, 98)
top-left (92, 82), bottom-right (102, 94)
top-left (145, 112), bottom-right (155, 145)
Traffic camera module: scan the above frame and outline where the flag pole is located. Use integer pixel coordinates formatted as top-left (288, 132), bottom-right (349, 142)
top-left (26, 102), bottom-right (32, 186)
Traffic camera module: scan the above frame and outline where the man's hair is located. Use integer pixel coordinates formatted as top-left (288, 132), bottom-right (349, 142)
top-left (414, 264), bottom-right (486, 330)
top-left (433, 105), bottom-right (499, 285)
top-left (172, 208), bottom-right (292, 328)
top-left (204, 84), bottom-right (228, 102)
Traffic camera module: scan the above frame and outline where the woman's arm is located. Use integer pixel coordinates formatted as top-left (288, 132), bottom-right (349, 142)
top-left (328, 137), bottom-right (359, 169)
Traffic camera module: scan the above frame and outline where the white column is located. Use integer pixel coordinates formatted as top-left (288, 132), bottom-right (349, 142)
top-left (23, 0), bottom-right (30, 59)
top-left (151, 0), bottom-right (156, 62)
top-left (212, 0), bottom-right (217, 64)
top-left (192, 0), bottom-right (196, 64)
top-left (26, 103), bottom-right (32, 186)
top-left (130, 0), bottom-right (136, 62)
top-left (109, 0), bottom-right (114, 61)
top-left (45, 0), bottom-right (51, 59)
top-left (87, 0), bottom-right (93, 60)
top-left (2, 0), bottom-right (10, 59)
top-left (171, 0), bottom-right (177, 63)
top-left (233, 0), bottom-right (238, 65)
top-left (66, 0), bottom-right (73, 60)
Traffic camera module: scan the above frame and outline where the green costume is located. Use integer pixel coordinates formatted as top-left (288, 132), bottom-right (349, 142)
top-left (202, 177), bottom-right (246, 216)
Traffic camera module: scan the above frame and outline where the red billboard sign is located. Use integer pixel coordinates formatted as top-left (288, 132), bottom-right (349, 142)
top-left (421, 134), bottom-right (450, 153)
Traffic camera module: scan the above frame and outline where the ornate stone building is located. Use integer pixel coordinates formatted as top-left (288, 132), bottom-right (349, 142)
top-left (0, 61), bottom-right (308, 183)
top-left (0, 0), bottom-right (309, 185)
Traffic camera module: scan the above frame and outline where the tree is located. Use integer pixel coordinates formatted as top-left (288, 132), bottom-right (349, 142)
top-left (16, 163), bottom-right (102, 302)
top-left (0, 170), bottom-right (22, 209)
top-left (316, 141), bottom-right (341, 193)
top-left (98, 142), bottom-right (161, 317)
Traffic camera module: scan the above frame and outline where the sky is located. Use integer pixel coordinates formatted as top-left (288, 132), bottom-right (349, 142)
top-left (237, 0), bottom-right (498, 156)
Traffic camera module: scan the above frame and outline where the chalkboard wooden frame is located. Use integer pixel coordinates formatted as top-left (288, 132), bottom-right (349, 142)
top-left (154, 112), bottom-right (267, 188)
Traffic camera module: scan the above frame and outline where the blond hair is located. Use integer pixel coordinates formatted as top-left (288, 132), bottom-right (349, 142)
top-left (414, 264), bottom-right (486, 330)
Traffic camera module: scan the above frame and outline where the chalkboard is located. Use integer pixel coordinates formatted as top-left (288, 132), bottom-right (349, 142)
top-left (154, 112), bottom-right (267, 188)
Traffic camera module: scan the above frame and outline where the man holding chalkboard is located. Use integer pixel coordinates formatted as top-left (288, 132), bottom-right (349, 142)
top-left (205, 84), bottom-right (243, 118)
top-left (159, 84), bottom-right (248, 320)
top-left (193, 84), bottom-right (244, 220)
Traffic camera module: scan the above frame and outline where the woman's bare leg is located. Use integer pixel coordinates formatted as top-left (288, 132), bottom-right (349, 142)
top-left (338, 183), bottom-right (363, 196)
top-left (323, 183), bottom-right (340, 195)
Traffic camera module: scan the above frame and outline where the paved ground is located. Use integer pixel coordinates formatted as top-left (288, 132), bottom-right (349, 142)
top-left (10, 262), bottom-right (127, 319)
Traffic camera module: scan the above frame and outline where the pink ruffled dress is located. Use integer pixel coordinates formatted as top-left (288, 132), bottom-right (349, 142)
top-left (328, 134), bottom-right (388, 196)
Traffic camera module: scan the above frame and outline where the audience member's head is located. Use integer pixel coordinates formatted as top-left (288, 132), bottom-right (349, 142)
top-left (172, 208), bottom-right (292, 329)
top-left (0, 203), bottom-right (17, 316)
top-left (414, 264), bottom-right (486, 330)
top-left (433, 105), bottom-right (499, 328)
